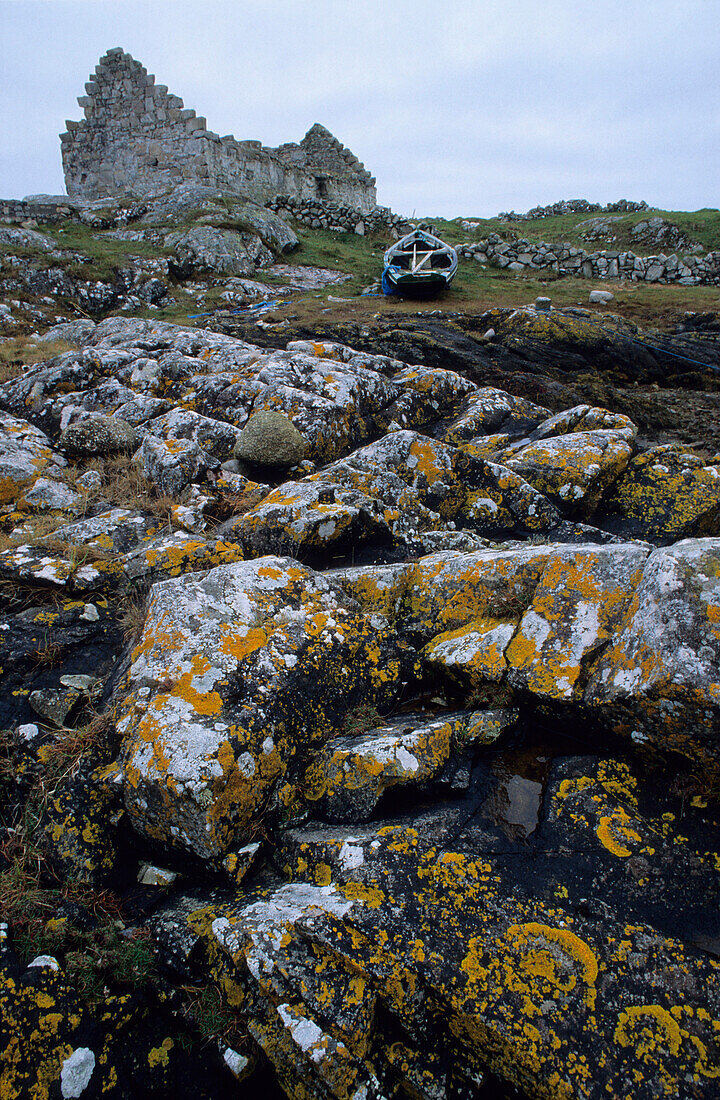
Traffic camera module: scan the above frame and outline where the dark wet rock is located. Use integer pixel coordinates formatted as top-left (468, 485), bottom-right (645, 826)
top-left (603, 444), bottom-right (720, 539)
top-left (190, 755), bottom-right (720, 1100)
top-left (0, 598), bottom-right (121, 728)
top-left (140, 434), bottom-right (212, 497)
top-left (0, 927), bottom-right (242, 1098)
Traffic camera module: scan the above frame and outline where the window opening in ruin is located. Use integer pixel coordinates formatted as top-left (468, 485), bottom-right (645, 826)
top-left (315, 176), bottom-right (327, 198)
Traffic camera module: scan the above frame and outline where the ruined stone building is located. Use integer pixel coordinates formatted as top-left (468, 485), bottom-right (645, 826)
top-left (61, 48), bottom-right (377, 211)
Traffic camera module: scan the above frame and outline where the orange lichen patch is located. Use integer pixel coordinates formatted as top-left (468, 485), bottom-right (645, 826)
top-left (131, 608), bottom-right (187, 663)
top-left (505, 546), bottom-right (647, 699)
top-left (341, 881), bottom-right (385, 908)
top-left (556, 776), bottom-right (595, 803)
top-left (504, 428), bottom-right (634, 512)
top-left (147, 1037), bottom-right (174, 1067)
top-left (597, 810), bottom-right (643, 857)
top-left (674, 1006), bottom-right (720, 1080)
top-left (407, 547), bottom-right (549, 637)
top-left (219, 626), bottom-right (269, 663)
top-left (258, 563), bottom-right (284, 580)
top-left (144, 537), bottom-right (207, 572)
top-left (423, 617), bottom-right (515, 685)
top-left (332, 565), bottom-right (411, 620)
top-left (609, 445), bottom-right (720, 539)
top-left (304, 717), bottom-right (453, 814)
top-left (208, 736), bottom-right (284, 844)
top-left (123, 712), bottom-right (179, 795)
top-left (462, 921), bottom-right (599, 1015)
top-left (165, 673), bottom-right (223, 716)
top-left (312, 342), bottom-right (336, 358)
top-left (614, 1004), bottom-right (682, 1057)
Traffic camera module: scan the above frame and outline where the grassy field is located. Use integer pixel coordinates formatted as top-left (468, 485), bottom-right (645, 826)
top-left (161, 220), bottom-right (720, 332)
top-left (136, 216), bottom-right (720, 330)
top-left (427, 207), bottom-right (720, 253)
top-left (3, 206), bottom-right (719, 335)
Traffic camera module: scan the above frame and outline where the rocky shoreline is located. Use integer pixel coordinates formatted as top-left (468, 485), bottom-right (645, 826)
top-left (1, 307), bottom-right (719, 1098)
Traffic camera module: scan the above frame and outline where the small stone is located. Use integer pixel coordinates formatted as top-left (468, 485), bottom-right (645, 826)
top-left (60, 1047), bottom-right (95, 1098)
top-left (222, 841), bottom-right (261, 884)
top-left (59, 674), bottom-right (97, 693)
top-left (29, 687), bottom-right (81, 728)
top-left (76, 470), bottom-right (102, 493)
top-left (18, 723), bottom-right (41, 741)
top-left (22, 477), bottom-right (81, 512)
top-left (28, 955), bottom-right (60, 971)
top-left (222, 1046), bottom-right (249, 1077)
top-left (535, 296), bottom-right (552, 312)
top-left (137, 863), bottom-right (178, 886)
top-left (589, 290), bottom-right (614, 304)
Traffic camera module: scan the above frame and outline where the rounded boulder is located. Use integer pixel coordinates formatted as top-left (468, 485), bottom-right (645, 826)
top-left (233, 411), bottom-right (309, 468)
top-left (59, 415), bottom-right (137, 457)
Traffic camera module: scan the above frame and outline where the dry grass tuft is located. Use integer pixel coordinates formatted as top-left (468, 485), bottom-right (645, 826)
top-left (86, 454), bottom-right (176, 520)
top-left (0, 337), bottom-right (72, 383)
top-left (118, 592), bottom-right (148, 644)
top-left (0, 709), bottom-right (120, 964)
top-left (37, 709), bottom-right (115, 781)
top-left (30, 636), bottom-right (63, 668)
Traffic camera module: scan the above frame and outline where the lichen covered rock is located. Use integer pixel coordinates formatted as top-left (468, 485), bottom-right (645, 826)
top-left (196, 775), bottom-right (720, 1100)
top-left (59, 413), bottom-right (137, 456)
top-left (233, 410), bottom-right (309, 467)
top-left (502, 427), bottom-right (634, 514)
top-left (606, 444), bottom-right (720, 539)
top-left (118, 556), bottom-right (412, 857)
top-left (585, 537), bottom-right (720, 758)
top-left (3, 316), bottom-right (720, 1099)
top-left (0, 411), bottom-right (63, 504)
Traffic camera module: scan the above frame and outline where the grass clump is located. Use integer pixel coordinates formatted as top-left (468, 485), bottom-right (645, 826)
top-left (343, 703), bottom-right (383, 738)
top-left (118, 591), bottom-right (148, 644)
top-left (0, 336), bottom-right (72, 382)
top-left (180, 981), bottom-right (246, 1045)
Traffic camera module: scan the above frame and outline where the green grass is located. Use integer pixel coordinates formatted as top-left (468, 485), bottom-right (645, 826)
top-left (4, 204), bottom-right (719, 334)
top-left (426, 208), bottom-right (720, 254)
top-left (288, 224), bottom-right (388, 292)
top-left (43, 221), bottom-right (172, 282)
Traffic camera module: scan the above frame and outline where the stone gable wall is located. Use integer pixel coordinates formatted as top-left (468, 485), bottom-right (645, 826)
top-left (61, 48), bottom-right (377, 212)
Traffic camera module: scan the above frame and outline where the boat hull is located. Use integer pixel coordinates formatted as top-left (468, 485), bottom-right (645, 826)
top-left (382, 229), bottom-right (458, 298)
top-left (382, 268), bottom-right (455, 297)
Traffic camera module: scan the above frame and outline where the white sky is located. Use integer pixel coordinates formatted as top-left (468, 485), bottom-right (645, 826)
top-left (2, 0), bottom-right (719, 218)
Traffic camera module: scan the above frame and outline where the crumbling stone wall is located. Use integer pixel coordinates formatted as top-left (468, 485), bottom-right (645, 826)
top-left (266, 195), bottom-right (409, 235)
top-left (61, 49), bottom-right (377, 212)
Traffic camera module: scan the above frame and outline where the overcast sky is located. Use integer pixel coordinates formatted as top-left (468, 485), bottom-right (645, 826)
top-left (2, 0), bottom-right (719, 218)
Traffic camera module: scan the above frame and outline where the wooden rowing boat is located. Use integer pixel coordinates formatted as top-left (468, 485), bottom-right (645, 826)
top-left (382, 229), bottom-right (458, 297)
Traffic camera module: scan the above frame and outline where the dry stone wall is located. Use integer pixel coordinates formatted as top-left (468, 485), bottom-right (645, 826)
top-left (266, 195), bottom-right (409, 235)
top-left (61, 48), bottom-right (377, 212)
top-left (457, 234), bottom-right (720, 286)
top-left (0, 199), bottom-right (75, 224)
top-left (498, 198), bottom-right (649, 221)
